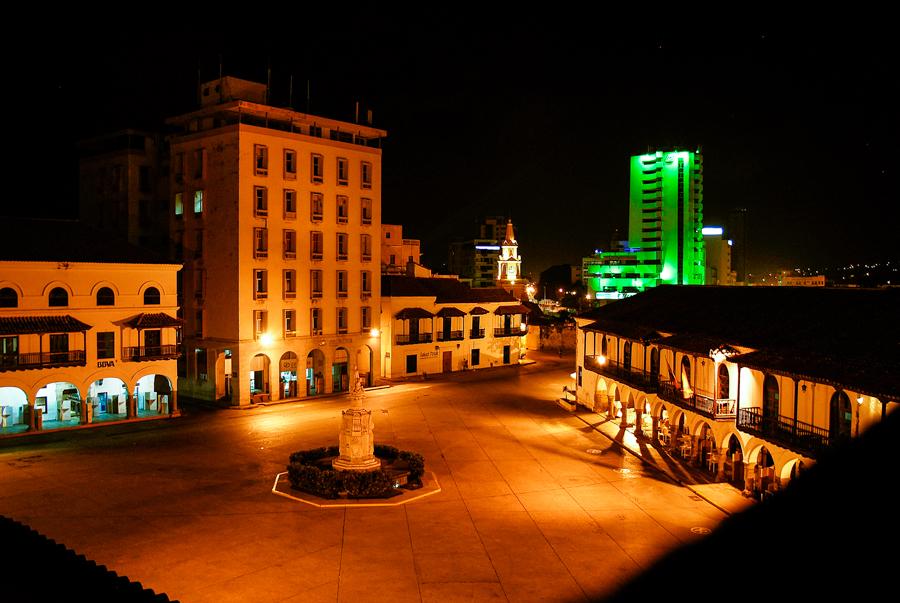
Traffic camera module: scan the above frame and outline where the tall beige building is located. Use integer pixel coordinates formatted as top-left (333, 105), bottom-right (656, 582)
top-left (169, 77), bottom-right (386, 405)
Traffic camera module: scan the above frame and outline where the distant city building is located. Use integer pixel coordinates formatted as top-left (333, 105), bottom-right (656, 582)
top-left (78, 129), bottom-right (170, 255)
top-left (780, 273), bottom-right (826, 287)
top-left (449, 216), bottom-right (523, 288)
top-left (167, 76), bottom-right (385, 405)
top-left (583, 149), bottom-right (705, 301)
top-left (703, 226), bottom-right (737, 286)
top-left (539, 264), bottom-right (581, 301)
top-left (574, 285), bottom-right (899, 497)
top-left (1, 219), bottom-right (181, 439)
top-left (381, 224), bottom-right (421, 274)
top-left (380, 274), bottom-right (527, 378)
top-left (726, 208), bottom-right (750, 284)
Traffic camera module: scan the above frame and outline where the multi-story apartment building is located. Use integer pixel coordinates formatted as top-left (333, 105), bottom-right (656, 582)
top-left (703, 226), bottom-right (736, 286)
top-left (79, 129), bottom-right (170, 255)
top-left (0, 219), bottom-right (181, 438)
top-left (381, 224), bottom-right (421, 274)
top-left (381, 275), bottom-right (528, 378)
top-left (448, 216), bottom-right (516, 287)
top-left (574, 285), bottom-right (899, 496)
top-left (584, 149), bottom-right (705, 300)
top-left (169, 77), bottom-right (386, 405)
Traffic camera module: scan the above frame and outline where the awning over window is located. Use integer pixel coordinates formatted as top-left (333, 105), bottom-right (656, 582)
top-left (469, 306), bottom-right (490, 315)
top-left (124, 313), bottom-right (183, 329)
top-left (395, 307), bottom-right (434, 320)
top-left (0, 315), bottom-right (92, 335)
top-left (494, 304), bottom-right (531, 315)
top-left (436, 306), bottom-right (466, 318)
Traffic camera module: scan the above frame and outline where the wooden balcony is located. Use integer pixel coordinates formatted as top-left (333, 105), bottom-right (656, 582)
top-left (737, 407), bottom-right (830, 458)
top-left (436, 330), bottom-right (464, 341)
top-left (657, 380), bottom-right (736, 421)
top-left (583, 355), bottom-right (658, 393)
top-left (395, 333), bottom-right (433, 345)
top-left (122, 345), bottom-right (181, 362)
top-left (0, 350), bottom-right (86, 371)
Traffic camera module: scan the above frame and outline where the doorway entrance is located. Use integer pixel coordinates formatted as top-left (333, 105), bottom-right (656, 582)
top-left (442, 351), bottom-right (452, 372)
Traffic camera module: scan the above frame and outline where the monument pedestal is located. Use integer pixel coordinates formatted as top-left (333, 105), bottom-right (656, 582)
top-left (332, 374), bottom-right (381, 473)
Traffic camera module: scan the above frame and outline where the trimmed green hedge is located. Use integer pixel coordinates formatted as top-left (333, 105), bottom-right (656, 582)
top-left (287, 444), bottom-right (426, 498)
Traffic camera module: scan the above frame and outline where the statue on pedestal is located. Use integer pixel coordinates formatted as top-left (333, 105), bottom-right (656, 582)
top-left (332, 370), bottom-right (381, 472)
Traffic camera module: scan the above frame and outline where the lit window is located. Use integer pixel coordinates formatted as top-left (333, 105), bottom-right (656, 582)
top-left (284, 310), bottom-right (296, 337)
top-left (193, 190), bottom-right (203, 214)
top-left (254, 310), bottom-right (268, 337)
top-left (174, 192), bottom-right (184, 217)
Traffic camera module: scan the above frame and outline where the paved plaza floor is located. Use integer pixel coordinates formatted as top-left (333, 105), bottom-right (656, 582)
top-left (0, 353), bottom-right (732, 602)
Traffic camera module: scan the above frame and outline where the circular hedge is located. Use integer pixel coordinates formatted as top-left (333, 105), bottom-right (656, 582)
top-left (287, 444), bottom-right (426, 499)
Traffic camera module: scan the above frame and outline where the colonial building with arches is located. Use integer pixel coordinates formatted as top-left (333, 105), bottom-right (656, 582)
top-left (574, 285), bottom-right (899, 495)
top-left (1, 218), bottom-right (181, 439)
top-left (381, 275), bottom-right (529, 378)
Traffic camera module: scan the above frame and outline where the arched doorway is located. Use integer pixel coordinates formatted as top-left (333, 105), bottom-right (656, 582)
top-left (135, 374), bottom-right (173, 416)
top-left (87, 377), bottom-right (127, 422)
top-left (763, 375), bottom-right (780, 424)
top-left (0, 387), bottom-right (28, 433)
top-left (306, 350), bottom-right (326, 395)
top-left (332, 347), bottom-right (349, 392)
top-left (279, 352), bottom-right (300, 399)
top-left (718, 364), bottom-right (730, 399)
top-left (357, 345), bottom-right (373, 387)
top-left (249, 354), bottom-right (270, 399)
top-left (755, 446), bottom-right (776, 497)
top-left (725, 434), bottom-right (744, 487)
top-left (829, 390), bottom-right (852, 443)
top-left (215, 351), bottom-right (233, 402)
top-left (697, 422), bottom-right (716, 472)
top-left (35, 381), bottom-right (81, 429)
top-left (649, 348), bottom-right (659, 386)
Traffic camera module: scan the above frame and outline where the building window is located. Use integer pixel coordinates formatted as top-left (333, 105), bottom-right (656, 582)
top-left (337, 308), bottom-right (348, 334)
top-left (284, 149), bottom-right (297, 179)
top-left (337, 270), bottom-right (348, 297)
top-left (284, 309), bottom-right (296, 337)
top-left (311, 269), bottom-right (323, 298)
top-left (254, 269), bottom-right (268, 300)
top-left (143, 287), bottom-right (160, 305)
top-left (97, 331), bottom-right (115, 360)
top-left (194, 190), bottom-right (204, 214)
top-left (361, 234), bottom-right (372, 261)
top-left (361, 197), bottom-right (372, 225)
top-left (311, 308), bottom-right (322, 335)
top-left (283, 269), bottom-right (296, 299)
top-left (390, 254), bottom-right (396, 266)
top-left (361, 162), bottom-right (372, 189)
top-left (96, 287), bottom-right (115, 306)
top-left (254, 227), bottom-right (268, 259)
top-left (406, 354), bottom-right (417, 374)
top-left (310, 231), bottom-right (323, 261)
top-left (174, 152), bottom-right (184, 183)
top-left (174, 192), bottom-right (184, 217)
top-left (49, 287), bottom-right (68, 307)
top-left (311, 153), bottom-right (324, 183)
top-left (195, 309), bottom-right (203, 337)
top-left (284, 189), bottom-right (296, 219)
top-left (471, 349), bottom-right (480, 366)
top-left (195, 230), bottom-right (204, 259)
top-left (254, 186), bottom-right (268, 216)
top-left (361, 270), bottom-right (371, 296)
top-left (310, 192), bottom-right (324, 222)
top-left (283, 229), bottom-right (297, 259)
top-left (337, 233), bottom-right (348, 261)
top-left (254, 310), bottom-right (268, 338)
top-left (194, 148), bottom-right (206, 179)
top-left (255, 145), bottom-right (268, 175)
top-left (195, 347), bottom-right (207, 380)
top-left (0, 287), bottom-right (17, 308)
top-left (195, 269), bottom-right (204, 299)
top-left (361, 306), bottom-right (371, 330)
top-left (337, 157), bottom-right (349, 186)
top-left (336, 195), bottom-right (349, 224)
top-left (1, 336), bottom-right (18, 368)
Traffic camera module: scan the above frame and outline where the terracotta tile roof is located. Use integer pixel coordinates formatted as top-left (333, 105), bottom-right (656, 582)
top-left (435, 307), bottom-right (466, 318)
top-left (394, 307), bottom-right (434, 320)
top-left (123, 313), bottom-right (183, 329)
top-left (0, 315), bottom-right (92, 335)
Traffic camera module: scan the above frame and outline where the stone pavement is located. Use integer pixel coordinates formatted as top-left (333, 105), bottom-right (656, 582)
top-left (0, 355), bottom-right (734, 602)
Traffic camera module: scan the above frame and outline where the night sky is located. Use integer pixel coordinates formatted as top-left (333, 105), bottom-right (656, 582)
top-left (6, 18), bottom-right (894, 277)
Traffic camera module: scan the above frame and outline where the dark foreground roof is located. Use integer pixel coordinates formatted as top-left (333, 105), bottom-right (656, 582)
top-left (579, 286), bottom-right (900, 399)
top-left (0, 218), bottom-right (176, 265)
top-left (382, 276), bottom-right (517, 304)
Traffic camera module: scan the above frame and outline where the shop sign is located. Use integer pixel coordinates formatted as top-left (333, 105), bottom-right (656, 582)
top-left (97, 360), bottom-right (115, 368)
top-left (281, 359), bottom-right (299, 372)
top-left (419, 350), bottom-right (439, 359)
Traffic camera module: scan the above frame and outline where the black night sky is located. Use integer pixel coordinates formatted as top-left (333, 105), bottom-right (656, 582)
top-left (6, 17), bottom-right (894, 277)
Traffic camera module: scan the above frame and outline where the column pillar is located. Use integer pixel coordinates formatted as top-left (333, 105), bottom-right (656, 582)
top-left (716, 450), bottom-right (727, 482)
top-left (619, 402), bottom-right (629, 428)
top-left (594, 392), bottom-right (607, 413)
top-left (635, 406), bottom-right (643, 435)
top-left (125, 393), bottom-right (135, 419)
top-left (169, 390), bottom-right (178, 415)
top-left (690, 435), bottom-right (701, 464)
top-left (651, 415), bottom-right (660, 443)
top-left (607, 395), bottom-right (616, 420)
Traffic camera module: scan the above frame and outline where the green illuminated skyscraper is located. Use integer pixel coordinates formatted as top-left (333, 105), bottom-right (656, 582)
top-left (583, 149), bottom-right (705, 300)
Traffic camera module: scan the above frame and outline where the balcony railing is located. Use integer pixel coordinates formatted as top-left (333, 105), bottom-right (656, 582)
top-left (395, 333), bottom-right (433, 345)
top-left (436, 330), bottom-right (464, 341)
top-left (470, 328), bottom-right (485, 339)
top-left (657, 380), bottom-right (736, 420)
top-left (493, 327), bottom-right (521, 337)
top-left (737, 407), bottom-right (830, 457)
top-left (1, 350), bottom-right (86, 371)
top-left (583, 355), bottom-right (658, 393)
top-left (123, 345), bottom-right (181, 361)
